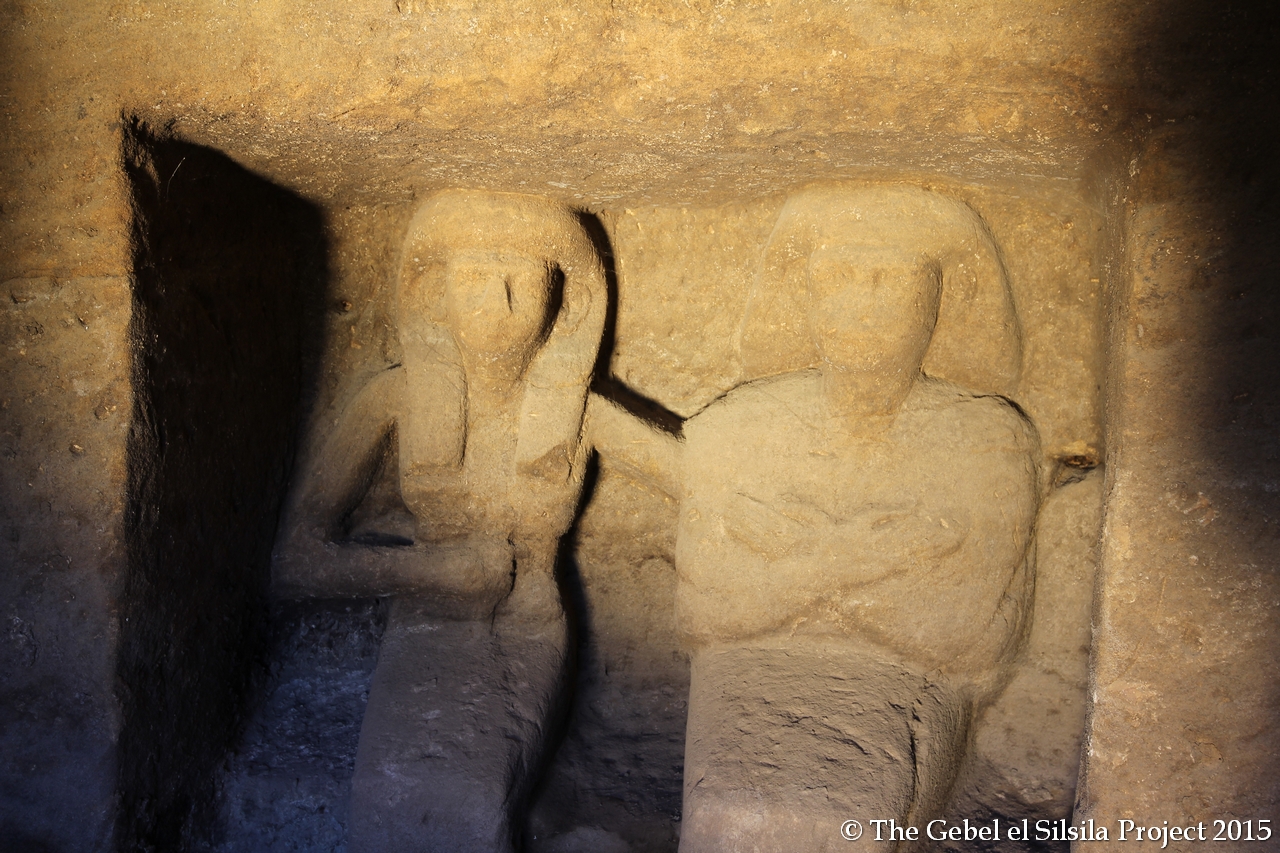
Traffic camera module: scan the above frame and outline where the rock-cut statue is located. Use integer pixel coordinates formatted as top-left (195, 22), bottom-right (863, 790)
top-left (274, 190), bottom-right (607, 852)
top-left (589, 184), bottom-right (1044, 852)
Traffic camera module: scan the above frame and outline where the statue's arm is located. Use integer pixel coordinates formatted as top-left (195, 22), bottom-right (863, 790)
top-left (272, 366), bottom-right (404, 596)
top-left (584, 391), bottom-right (683, 498)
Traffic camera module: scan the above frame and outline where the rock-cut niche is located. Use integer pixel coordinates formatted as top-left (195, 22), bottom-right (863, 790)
top-left (121, 135), bottom-right (1105, 853)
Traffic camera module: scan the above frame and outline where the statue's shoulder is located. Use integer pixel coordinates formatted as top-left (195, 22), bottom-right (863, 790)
top-left (905, 378), bottom-right (1040, 455)
top-left (685, 370), bottom-right (821, 442)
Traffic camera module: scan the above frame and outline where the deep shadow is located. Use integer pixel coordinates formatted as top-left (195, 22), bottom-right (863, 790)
top-left (212, 598), bottom-right (388, 852)
top-left (1164, 2), bottom-right (1280, 810)
top-left (519, 452), bottom-right (599, 849)
top-left (115, 119), bottom-right (328, 851)
top-left (578, 209), bottom-right (685, 436)
top-left (1110, 2), bottom-right (1280, 490)
top-left (1130, 2), bottom-right (1280, 482)
top-left (523, 212), bottom-right (686, 853)
top-left (519, 215), bottom-right (615, 850)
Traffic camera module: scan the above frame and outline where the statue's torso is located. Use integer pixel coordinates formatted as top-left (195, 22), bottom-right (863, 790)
top-left (678, 371), bottom-right (1041, 675)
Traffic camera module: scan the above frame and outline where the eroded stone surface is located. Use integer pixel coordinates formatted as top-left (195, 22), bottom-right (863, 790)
top-left (589, 184), bottom-right (1050, 849)
top-left (2, 2), bottom-right (1271, 851)
top-left (1078, 122), bottom-right (1280, 840)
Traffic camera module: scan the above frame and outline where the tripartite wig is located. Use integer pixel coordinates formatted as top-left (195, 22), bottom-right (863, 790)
top-left (739, 183), bottom-right (1022, 397)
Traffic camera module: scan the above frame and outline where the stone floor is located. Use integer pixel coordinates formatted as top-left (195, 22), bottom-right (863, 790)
top-left (211, 600), bottom-right (385, 853)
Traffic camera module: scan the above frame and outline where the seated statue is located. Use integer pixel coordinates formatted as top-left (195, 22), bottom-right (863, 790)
top-left (589, 184), bottom-right (1044, 852)
top-left (273, 190), bottom-right (606, 852)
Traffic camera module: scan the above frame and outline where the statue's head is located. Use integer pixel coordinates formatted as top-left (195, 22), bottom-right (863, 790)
top-left (442, 249), bottom-right (559, 368)
top-left (804, 243), bottom-right (942, 382)
top-left (742, 184), bottom-right (1022, 399)
top-left (400, 191), bottom-right (602, 382)
top-left (395, 190), bottom-right (607, 490)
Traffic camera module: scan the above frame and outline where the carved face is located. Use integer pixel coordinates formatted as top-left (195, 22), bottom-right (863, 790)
top-left (805, 247), bottom-right (941, 377)
top-left (444, 249), bottom-right (557, 364)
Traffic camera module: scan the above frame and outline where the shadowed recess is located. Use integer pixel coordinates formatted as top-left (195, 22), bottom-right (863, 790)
top-left (115, 120), bottom-right (327, 851)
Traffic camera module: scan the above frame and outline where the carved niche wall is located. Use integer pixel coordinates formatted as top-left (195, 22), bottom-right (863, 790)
top-left (251, 177), bottom-right (1104, 853)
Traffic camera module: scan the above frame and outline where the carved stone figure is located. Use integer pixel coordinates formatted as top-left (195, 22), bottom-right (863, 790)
top-left (589, 185), bottom-right (1044, 851)
top-left (274, 190), bottom-right (606, 852)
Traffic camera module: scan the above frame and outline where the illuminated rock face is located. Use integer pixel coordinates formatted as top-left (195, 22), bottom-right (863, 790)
top-left (2, 4), bottom-right (1277, 853)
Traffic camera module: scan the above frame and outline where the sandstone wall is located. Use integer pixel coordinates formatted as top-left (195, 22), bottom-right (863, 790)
top-left (0, 2), bottom-right (1275, 851)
